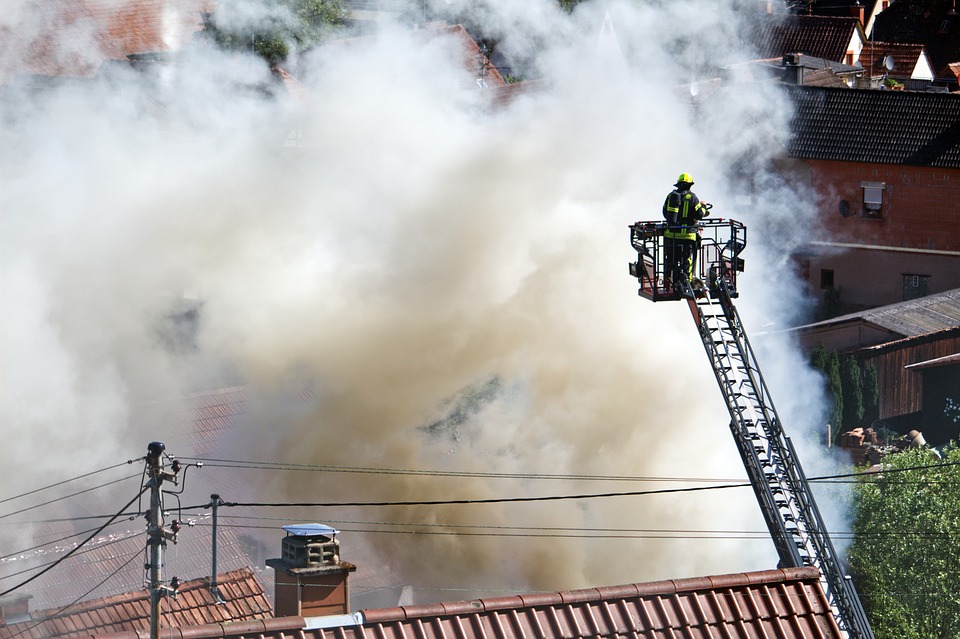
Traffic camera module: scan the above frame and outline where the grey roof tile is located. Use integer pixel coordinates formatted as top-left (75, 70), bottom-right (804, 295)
top-left (785, 84), bottom-right (960, 167)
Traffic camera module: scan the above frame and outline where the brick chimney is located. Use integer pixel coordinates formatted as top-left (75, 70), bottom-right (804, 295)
top-left (850, 3), bottom-right (865, 24)
top-left (266, 524), bottom-right (356, 618)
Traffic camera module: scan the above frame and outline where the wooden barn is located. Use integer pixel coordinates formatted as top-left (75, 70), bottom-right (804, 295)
top-left (787, 288), bottom-right (960, 445)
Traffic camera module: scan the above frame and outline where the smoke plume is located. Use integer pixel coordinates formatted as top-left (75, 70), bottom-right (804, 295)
top-left (1, 0), bottom-right (842, 601)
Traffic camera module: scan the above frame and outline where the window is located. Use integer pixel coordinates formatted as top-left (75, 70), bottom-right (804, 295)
top-left (862, 182), bottom-right (885, 218)
top-left (821, 269), bottom-right (835, 289)
top-left (903, 274), bottom-right (930, 300)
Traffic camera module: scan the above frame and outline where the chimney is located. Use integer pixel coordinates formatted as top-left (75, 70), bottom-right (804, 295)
top-left (850, 2), bottom-right (865, 24)
top-left (782, 53), bottom-right (803, 85)
top-left (266, 524), bottom-right (356, 618)
top-left (0, 594), bottom-right (32, 625)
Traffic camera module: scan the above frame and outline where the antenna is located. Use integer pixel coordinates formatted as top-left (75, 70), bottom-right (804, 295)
top-left (882, 55), bottom-right (895, 71)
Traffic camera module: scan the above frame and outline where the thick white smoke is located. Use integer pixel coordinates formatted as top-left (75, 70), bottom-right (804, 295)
top-left (1, 0), bottom-right (842, 601)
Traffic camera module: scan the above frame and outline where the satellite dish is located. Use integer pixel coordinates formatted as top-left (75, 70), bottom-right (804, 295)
top-left (839, 199), bottom-right (851, 218)
top-left (883, 55), bottom-right (895, 71)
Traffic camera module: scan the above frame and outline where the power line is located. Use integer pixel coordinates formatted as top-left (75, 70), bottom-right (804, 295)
top-left (183, 455), bottom-right (960, 484)
top-left (0, 517), bottom-right (139, 568)
top-left (182, 457), bottom-right (742, 483)
top-left (0, 474), bottom-right (142, 521)
top-left (0, 461), bottom-right (135, 506)
top-left (187, 515), bottom-right (960, 542)
top-left (0, 532), bottom-right (143, 581)
top-left (219, 480), bottom-right (754, 509)
top-left (0, 486), bottom-right (147, 598)
top-left (2, 547), bottom-right (144, 639)
top-left (212, 459), bottom-right (960, 510)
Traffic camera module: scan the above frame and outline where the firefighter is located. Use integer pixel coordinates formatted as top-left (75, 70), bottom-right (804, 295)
top-left (662, 172), bottom-right (709, 291)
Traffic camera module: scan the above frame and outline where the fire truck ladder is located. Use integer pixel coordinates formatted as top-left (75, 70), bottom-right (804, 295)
top-left (628, 218), bottom-right (875, 639)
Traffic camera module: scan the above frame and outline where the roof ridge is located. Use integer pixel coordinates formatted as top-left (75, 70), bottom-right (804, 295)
top-left (361, 566), bottom-right (823, 623)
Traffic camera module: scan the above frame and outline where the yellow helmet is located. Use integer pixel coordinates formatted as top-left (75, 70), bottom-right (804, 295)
top-left (676, 172), bottom-right (694, 186)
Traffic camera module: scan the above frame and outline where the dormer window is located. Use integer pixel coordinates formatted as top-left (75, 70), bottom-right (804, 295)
top-left (862, 182), bottom-right (885, 219)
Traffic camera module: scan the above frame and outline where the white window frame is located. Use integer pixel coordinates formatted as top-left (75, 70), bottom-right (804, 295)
top-left (861, 182), bottom-right (885, 219)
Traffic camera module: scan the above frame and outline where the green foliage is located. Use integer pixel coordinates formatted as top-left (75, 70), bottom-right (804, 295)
top-left (863, 363), bottom-right (879, 424)
top-left (810, 348), bottom-right (883, 440)
top-left (947, 397), bottom-right (960, 424)
top-left (841, 355), bottom-right (864, 428)
top-left (558, 0), bottom-right (586, 12)
top-left (207, 0), bottom-right (345, 66)
top-left (811, 346), bottom-right (843, 435)
top-left (850, 446), bottom-right (960, 638)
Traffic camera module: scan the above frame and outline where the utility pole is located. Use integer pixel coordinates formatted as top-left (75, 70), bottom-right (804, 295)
top-left (145, 442), bottom-right (182, 639)
top-left (209, 494), bottom-right (225, 604)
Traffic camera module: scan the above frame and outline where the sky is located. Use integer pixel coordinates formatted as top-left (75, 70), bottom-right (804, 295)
top-left (0, 0), bottom-right (848, 604)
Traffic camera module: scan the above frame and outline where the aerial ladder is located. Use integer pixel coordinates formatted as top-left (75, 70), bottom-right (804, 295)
top-left (628, 217), bottom-right (875, 639)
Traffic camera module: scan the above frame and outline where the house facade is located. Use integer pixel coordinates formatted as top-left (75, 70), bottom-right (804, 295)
top-left (782, 85), bottom-right (960, 314)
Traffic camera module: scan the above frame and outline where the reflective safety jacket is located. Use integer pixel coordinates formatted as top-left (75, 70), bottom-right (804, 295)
top-left (662, 188), bottom-right (706, 240)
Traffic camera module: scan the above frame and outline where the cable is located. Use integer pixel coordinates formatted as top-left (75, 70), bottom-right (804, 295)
top-left (2, 547), bottom-right (143, 639)
top-left (0, 519), bottom-right (138, 568)
top-left (0, 486), bottom-right (147, 598)
top-left (0, 473), bottom-right (142, 521)
top-left (0, 462), bottom-right (133, 505)
top-left (216, 459), bottom-right (960, 509)
top-left (182, 456), bottom-right (960, 485)
top-left (182, 457), bottom-right (742, 483)
top-left (0, 528), bottom-right (142, 583)
top-left (220, 480), bottom-right (751, 509)
top-left (0, 512), bottom-right (141, 525)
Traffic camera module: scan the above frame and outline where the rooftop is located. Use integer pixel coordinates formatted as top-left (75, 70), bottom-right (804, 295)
top-left (0, 0), bottom-right (213, 84)
top-left (742, 14), bottom-right (863, 62)
top-left (801, 287), bottom-right (960, 338)
top-left (785, 84), bottom-right (960, 167)
top-left (93, 566), bottom-right (842, 639)
top-left (857, 41), bottom-right (932, 80)
top-left (0, 568), bottom-right (271, 639)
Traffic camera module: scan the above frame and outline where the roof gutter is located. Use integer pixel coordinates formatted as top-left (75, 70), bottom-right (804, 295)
top-left (809, 240), bottom-right (960, 257)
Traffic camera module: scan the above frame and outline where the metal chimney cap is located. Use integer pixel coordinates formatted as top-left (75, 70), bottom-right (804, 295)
top-left (282, 523), bottom-right (339, 538)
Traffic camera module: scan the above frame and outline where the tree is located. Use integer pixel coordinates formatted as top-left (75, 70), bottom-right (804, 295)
top-left (863, 363), bottom-right (879, 424)
top-left (841, 354), bottom-right (864, 429)
top-left (810, 345), bottom-right (843, 436)
top-left (206, 0), bottom-right (345, 66)
top-left (849, 446), bottom-right (960, 638)
top-left (558, 0), bottom-right (586, 12)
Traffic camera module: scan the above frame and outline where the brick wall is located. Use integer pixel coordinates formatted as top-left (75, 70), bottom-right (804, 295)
top-left (807, 159), bottom-right (960, 252)
top-left (791, 159), bottom-right (960, 311)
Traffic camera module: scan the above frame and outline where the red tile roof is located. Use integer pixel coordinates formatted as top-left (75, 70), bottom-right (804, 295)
top-left (0, 568), bottom-right (271, 639)
top-left (858, 41), bottom-right (930, 80)
top-left (0, 523), bottom-right (261, 614)
top-left (0, 0), bottom-right (213, 83)
top-left (90, 567), bottom-right (843, 639)
top-left (1, 385), bottom-right (402, 615)
top-left (743, 14), bottom-right (863, 63)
